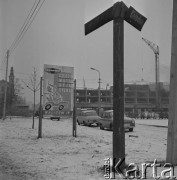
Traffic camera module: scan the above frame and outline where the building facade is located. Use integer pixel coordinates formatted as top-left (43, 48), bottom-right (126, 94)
top-left (76, 82), bottom-right (169, 115)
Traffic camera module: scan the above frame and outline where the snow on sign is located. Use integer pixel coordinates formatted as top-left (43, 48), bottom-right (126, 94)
top-left (43, 64), bottom-right (74, 117)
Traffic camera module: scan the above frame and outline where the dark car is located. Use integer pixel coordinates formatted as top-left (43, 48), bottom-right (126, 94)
top-left (77, 109), bottom-right (101, 126)
top-left (98, 110), bottom-right (135, 131)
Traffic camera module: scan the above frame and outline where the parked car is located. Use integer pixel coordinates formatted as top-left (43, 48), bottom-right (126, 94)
top-left (98, 110), bottom-right (135, 131)
top-left (77, 109), bottom-right (101, 126)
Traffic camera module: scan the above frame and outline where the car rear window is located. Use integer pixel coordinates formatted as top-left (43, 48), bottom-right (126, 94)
top-left (102, 111), bottom-right (128, 118)
top-left (102, 112), bottom-right (113, 118)
top-left (85, 111), bottom-right (97, 116)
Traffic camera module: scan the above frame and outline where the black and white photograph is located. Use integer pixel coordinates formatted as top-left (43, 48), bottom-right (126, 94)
top-left (0, 0), bottom-right (177, 179)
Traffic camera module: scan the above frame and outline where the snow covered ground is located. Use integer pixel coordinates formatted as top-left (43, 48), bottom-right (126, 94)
top-left (0, 117), bottom-right (176, 180)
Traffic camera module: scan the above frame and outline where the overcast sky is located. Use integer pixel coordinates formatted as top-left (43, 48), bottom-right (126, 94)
top-left (0, 0), bottom-right (173, 102)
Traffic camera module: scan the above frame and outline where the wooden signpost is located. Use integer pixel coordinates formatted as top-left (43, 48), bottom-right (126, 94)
top-left (85, 1), bottom-right (147, 167)
top-left (166, 0), bottom-right (177, 165)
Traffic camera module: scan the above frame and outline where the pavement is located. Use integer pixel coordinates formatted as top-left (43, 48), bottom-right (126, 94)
top-left (0, 117), bottom-right (174, 180)
top-left (135, 119), bottom-right (168, 128)
top-left (0, 172), bottom-right (22, 180)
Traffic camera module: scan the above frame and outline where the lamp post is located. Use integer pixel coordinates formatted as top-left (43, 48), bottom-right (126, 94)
top-left (106, 83), bottom-right (109, 103)
top-left (90, 67), bottom-right (101, 116)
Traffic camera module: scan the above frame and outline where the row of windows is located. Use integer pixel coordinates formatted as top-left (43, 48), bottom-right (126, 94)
top-left (76, 98), bottom-right (112, 103)
top-left (58, 78), bottom-right (73, 83)
top-left (76, 92), bottom-right (168, 98)
top-left (57, 88), bottom-right (72, 93)
top-left (76, 92), bottom-right (112, 96)
top-left (58, 83), bottom-right (72, 88)
top-left (57, 73), bottom-right (72, 79)
top-left (76, 97), bottom-right (168, 104)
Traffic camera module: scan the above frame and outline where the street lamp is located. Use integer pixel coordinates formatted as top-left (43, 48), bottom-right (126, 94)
top-left (106, 83), bottom-right (109, 103)
top-left (90, 67), bottom-right (101, 116)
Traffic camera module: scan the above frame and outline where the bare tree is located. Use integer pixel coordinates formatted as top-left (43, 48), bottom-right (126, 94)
top-left (23, 67), bottom-right (40, 129)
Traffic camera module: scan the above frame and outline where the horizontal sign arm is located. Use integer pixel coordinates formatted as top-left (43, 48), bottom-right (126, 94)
top-left (85, 6), bottom-right (113, 35)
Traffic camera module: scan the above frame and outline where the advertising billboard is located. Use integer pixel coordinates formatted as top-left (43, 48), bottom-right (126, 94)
top-left (43, 64), bottom-right (74, 117)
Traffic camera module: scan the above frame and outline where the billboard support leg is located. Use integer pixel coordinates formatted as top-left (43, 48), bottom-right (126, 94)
top-left (38, 77), bottom-right (43, 138)
top-left (73, 79), bottom-right (77, 137)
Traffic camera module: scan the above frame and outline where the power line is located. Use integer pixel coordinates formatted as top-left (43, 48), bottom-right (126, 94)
top-left (9, 0), bottom-right (40, 52)
top-left (9, 0), bottom-right (42, 53)
top-left (9, 0), bottom-right (46, 54)
top-left (11, 1), bottom-right (43, 53)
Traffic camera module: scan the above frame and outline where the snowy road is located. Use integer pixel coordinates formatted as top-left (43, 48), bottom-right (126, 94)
top-left (0, 117), bottom-right (175, 180)
top-left (135, 118), bottom-right (168, 127)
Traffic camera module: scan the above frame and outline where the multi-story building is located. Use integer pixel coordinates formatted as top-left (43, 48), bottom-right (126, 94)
top-left (76, 87), bottom-right (112, 109)
top-left (124, 82), bottom-right (169, 114)
top-left (76, 82), bottom-right (169, 115)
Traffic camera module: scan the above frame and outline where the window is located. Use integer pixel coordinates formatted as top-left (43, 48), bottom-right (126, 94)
top-left (1, 86), bottom-right (4, 92)
top-left (85, 111), bottom-right (97, 116)
top-left (102, 112), bottom-right (113, 118)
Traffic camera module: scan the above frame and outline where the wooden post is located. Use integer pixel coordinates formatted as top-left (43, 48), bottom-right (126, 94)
top-left (84, 1), bottom-right (146, 170)
top-left (166, 0), bottom-right (177, 165)
top-left (113, 17), bottom-right (125, 166)
top-left (73, 79), bottom-right (77, 137)
top-left (38, 77), bottom-right (43, 138)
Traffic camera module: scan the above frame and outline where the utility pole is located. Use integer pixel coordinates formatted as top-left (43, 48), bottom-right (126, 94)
top-left (166, 0), bottom-right (177, 165)
top-left (3, 50), bottom-right (10, 120)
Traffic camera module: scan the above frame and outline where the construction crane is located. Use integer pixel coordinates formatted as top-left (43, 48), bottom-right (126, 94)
top-left (142, 37), bottom-right (160, 110)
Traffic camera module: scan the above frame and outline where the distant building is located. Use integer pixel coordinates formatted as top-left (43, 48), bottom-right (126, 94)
top-left (76, 82), bottom-right (169, 115)
top-left (0, 67), bottom-right (29, 116)
top-left (0, 67), bottom-right (15, 115)
top-left (124, 82), bottom-right (169, 114)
